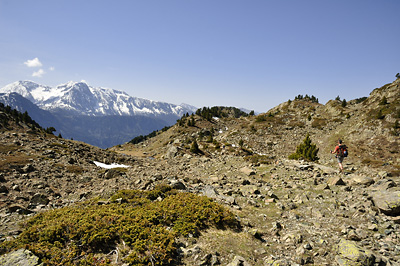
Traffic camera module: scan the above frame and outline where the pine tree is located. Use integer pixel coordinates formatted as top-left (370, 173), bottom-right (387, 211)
top-left (239, 139), bottom-right (244, 148)
top-left (288, 133), bottom-right (319, 161)
top-left (190, 140), bottom-right (201, 153)
top-left (379, 96), bottom-right (388, 105)
top-left (341, 99), bottom-right (347, 108)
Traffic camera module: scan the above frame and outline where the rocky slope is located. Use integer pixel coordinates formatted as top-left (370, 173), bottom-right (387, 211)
top-left (0, 78), bottom-right (399, 265)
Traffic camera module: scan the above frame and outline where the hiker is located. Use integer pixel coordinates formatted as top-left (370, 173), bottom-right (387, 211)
top-left (331, 139), bottom-right (347, 172)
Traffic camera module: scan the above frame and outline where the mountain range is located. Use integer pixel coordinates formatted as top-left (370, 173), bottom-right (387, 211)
top-left (0, 81), bottom-right (197, 148)
top-left (0, 77), bottom-right (399, 265)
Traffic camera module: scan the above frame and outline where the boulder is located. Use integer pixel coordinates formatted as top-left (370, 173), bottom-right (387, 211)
top-left (30, 193), bottom-right (50, 206)
top-left (371, 179), bottom-right (397, 191)
top-left (240, 167), bottom-right (255, 176)
top-left (166, 145), bottom-right (178, 159)
top-left (202, 185), bottom-right (219, 199)
top-left (335, 239), bottom-right (375, 266)
top-left (0, 249), bottom-right (42, 266)
top-left (371, 190), bottom-right (400, 216)
top-left (170, 180), bottom-right (186, 190)
top-left (349, 175), bottom-right (374, 186)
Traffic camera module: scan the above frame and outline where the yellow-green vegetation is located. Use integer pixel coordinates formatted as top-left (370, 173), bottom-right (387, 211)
top-left (311, 118), bottom-right (327, 129)
top-left (244, 154), bottom-right (273, 165)
top-left (0, 186), bottom-right (238, 266)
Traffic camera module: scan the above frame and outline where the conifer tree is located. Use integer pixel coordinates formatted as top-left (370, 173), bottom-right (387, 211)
top-left (379, 96), bottom-right (388, 105)
top-left (289, 133), bottom-right (319, 161)
top-left (190, 140), bottom-right (200, 153)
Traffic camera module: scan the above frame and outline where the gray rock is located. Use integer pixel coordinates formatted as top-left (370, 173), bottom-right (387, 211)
top-left (349, 175), bottom-right (374, 186)
top-left (166, 145), bottom-right (178, 159)
top-left (372, 179), bottom-right (397, 191)
top-left (22, 164), bottom-right (35, 173)
top-left (30, 194), bottom-right (49, 206)
top-left (371, 190), bottom-right (400, 215)
top-left (202, 185), bottom-right (219, 199)
top-left (335, 239), bottom-right (375, 266)
top-left (8, 205), bottom-right (34, 215)
top-left (104, 169), bottom-right (121, 179)
top-left (297, 164), bottom-right (313, 170)
top-left (240, 167), bottom-right (255, 176)
top-left (378, 171), bottom-right (391, 178)
top-left (0, 249), bottom-right (42, 266)
top-left (227, 255), bottom-right (251, 266)
top-left (170, 180), bottom-right (186, 190)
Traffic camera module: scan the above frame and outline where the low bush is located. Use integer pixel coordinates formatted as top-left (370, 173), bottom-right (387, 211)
top-left (0, 188), bottom-right (239, 265)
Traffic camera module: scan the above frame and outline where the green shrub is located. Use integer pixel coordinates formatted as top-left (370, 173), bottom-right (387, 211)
top-left (379, 96), bottom-right (388, 105)
top-left (0, 189), bottom-right (238, 266)
top-left (190, 140), bottom-right (201, 153)
top-left (289, 133), bottom-right (319, 161)
top-left (376, 109), bottom-right (385, 119)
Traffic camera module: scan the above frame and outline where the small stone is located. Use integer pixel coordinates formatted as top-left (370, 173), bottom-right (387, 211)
top-left (226, 255), bottom-right (251, 266)
top-left (328, 176), bottom-right (346, 186)
top-left (0, 248), bottom-right (41, 266)
top-left (0, 185), bottom-right (9, 194)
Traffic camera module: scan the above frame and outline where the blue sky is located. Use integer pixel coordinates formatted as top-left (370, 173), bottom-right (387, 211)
top-left (0, 0), bottom-right (399, 112)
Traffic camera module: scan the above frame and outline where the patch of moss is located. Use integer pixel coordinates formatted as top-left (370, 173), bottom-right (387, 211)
top-left (0, 188), bottom-right (238, 265)
top-left (49, 142), bottom-right (69, 149)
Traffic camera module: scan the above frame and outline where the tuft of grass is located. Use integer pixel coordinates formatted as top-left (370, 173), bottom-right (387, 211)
top-left (49, 142), bottom-right (68, 149)
top-left (0, 154), bottom-right (32, 172)
top-left (311, 118), bottom-right (327, 129)
top-left (0, 187), bottom-right (239, 266)
top-left (66, 165), bottom-right (85, 174)
top-left (0, 144), bottom-right (19, 154)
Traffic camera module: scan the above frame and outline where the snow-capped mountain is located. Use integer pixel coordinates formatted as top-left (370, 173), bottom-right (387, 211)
top-left (0, 81), bottom-right (196, 117)
top-left (0, 81), bottom-right (197, 148)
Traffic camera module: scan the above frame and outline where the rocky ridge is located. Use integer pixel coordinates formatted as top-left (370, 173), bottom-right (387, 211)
top-left (0, 78), bottom-right (399, 265)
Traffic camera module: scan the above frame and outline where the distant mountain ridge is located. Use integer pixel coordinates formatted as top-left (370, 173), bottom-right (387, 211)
top-left (0, 81), bottom-right (197, 148)
top-left (0, 81), bottom-right (196, 117)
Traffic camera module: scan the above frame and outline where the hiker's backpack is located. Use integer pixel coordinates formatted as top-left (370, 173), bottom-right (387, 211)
top-left (338, 144), bottom-right (348, 157)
